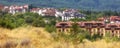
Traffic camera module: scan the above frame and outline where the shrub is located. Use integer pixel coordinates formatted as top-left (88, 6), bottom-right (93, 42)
top-left (0, 12), bottom-right (46, 29)
top-left (87, 34), bottom-right (102, 41)
top-left (45, 25), bottom-right (56, 33)
top-left (103, 32), bottom-right (120, 42)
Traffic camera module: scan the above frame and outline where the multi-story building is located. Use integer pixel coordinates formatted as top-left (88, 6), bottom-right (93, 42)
top-left (56, 22), bottom-right (72, 33)
top-left (80, 21), bottom-right (105, 36)
top-left (62, 9), bottom-right (85, 21)
top-left (98, 16), bottom-right (120, 23)
top-left (3, 5), bottom-right (29, 14)
top-left (31, 8), bottom-right (62, 17)
top-left (105, 23), bottom-right (120, 37)
top-left (56, 21), bottom-right (120, 37)
top-left (31, 8), bottom-right (85, 21)
top-left (30, 8), bottom-right (40, 14)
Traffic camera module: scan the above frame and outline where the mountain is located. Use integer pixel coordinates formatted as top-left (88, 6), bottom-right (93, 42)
top-left (0, 0), bottom-right (120, 11)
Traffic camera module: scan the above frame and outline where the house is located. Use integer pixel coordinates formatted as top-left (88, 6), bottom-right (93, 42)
top-left (0, 4), bottom-right (4, 10)
top-left (31, 8), bottom-right (85, 21)
top-left (55, 10), bottom-right (63, 17)
top-left (3, 5), bottom-right (29, 14)
top-left (62, 9), bottom-right (85, 21)
top-left (109, 16), bottom-right (120, 23)
top-left (98, 17), bottom-right (109, 22)
top-left (3, 6), bottom-right (9, 12)
top-left (30, 8), bottom-right (40, 14)
top-left (98, 16), bottom-right (120, 23)
top-left (42, 8), bottom-right (56, 16)
top-left (31, 8), bottom-right (59, 17)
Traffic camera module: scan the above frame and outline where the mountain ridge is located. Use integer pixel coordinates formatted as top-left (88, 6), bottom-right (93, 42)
top-left (0, 0), bottom-right (120, 11)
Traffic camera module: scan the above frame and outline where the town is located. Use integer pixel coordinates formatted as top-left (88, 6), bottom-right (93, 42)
top-left (1, 4), bottom-right (120, 38)
top-left (1, 0), bottom-right (120, 47)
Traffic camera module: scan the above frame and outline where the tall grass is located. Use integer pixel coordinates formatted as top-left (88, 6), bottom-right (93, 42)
top-left (0, 26), bottom-right (120, 48)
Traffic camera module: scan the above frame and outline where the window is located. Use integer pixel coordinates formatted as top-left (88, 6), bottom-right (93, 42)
top-left (66, 29), bottom-right (68, 32)
top-left (58, 29), bottom-right (61, 32)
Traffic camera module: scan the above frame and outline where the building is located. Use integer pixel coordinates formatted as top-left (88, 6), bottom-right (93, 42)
top-left (98, 16), bottom-right (120, 23)
top-left (3, 5), bottom-right (29, 14)
top-left (56, 22), bottom-right (72, 33)
top-left (0, 4), bottom-right (4, 10)
top-left (31, 8), bottom-right (85, 21)
top-left (31, 8), bottom-right (61, 17)
top-left (109, 16), bottom-right (120, 23)
top-left (56, 21), bottom-right (105, 35)
top-left (80, 21), bottom-right (105, 36)
top-left (56, 21), bottom-right (120, 37)
top-left (62, 9), bottom-right (85, 21)
top-left (30, 8), bottom-right (40, 13)
top-left (105, 23), bottom-right (120, 37)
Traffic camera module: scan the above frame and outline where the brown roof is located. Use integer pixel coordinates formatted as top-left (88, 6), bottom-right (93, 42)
top-left (109, 16), bottom-right (120, 21)
top-left (106, 23), bottom-right (120, 28)
top-left (81, 21), bottom-right (105, 28)
top-left (0, 4), bottom-right (4, 10)
top-left (105, 23), bottom-right (120, 30)
top-left (43, 8), bottom-right (56, 16)
top-left (31, 8), bottom-right (40, 11)
top-left (56, 21), bottom-right (105, 28)
top-left (56, 22), bottom-right (72, 28)
top-left (97, 17), bottom-right (105, 21)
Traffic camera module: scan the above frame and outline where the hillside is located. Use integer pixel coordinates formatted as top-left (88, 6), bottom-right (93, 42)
top-left (0, 26), bottom-right (120, 48)
top-left (0, 0), bottom-right (120, 11)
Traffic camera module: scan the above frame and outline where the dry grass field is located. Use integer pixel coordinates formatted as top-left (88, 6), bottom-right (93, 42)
top-left (0, 26), bottom-right (120, 48)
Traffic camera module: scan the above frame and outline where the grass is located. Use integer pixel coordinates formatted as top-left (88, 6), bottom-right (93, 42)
top-left (0, 26), bottom-right (120, 48)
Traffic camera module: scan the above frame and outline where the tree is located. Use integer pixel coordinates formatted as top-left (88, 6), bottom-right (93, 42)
top-left (70, 18), bottom-right (86, 21)
top-left (71, 22), bottom-right (79, 35)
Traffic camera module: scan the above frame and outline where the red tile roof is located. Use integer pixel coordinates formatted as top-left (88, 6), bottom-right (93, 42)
top-left (110, 16), bottom-right (120, 21)
top-left (0, 4), bottom-right (4, 10)
top-left (56, 21), bottom-right (105, 28)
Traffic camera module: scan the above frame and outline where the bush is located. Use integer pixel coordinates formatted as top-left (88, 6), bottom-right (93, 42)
top-left (45, 25), bottom-right (56, 33)
top-left (87, 34), bottom-right (102, 41)
top-left (103, 32), bottom-right (120, 42)
top-left (0, 12), bottom-right (46, 29)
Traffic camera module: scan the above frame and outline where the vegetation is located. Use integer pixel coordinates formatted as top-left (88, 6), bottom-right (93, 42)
top-left (45, 25), bottom-right (56, 33)
top-left (69, 10), bottom-right (120, 21)
top-left (0, 12), bottom-right (48, 29)
top-left (0, 27), bottom-right (120, 48)
top-left (1, 0), bottom-right (120, 11)
top-left (0, 10), bottom-right (120, 48)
